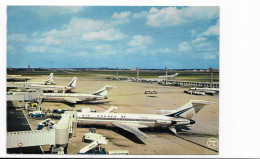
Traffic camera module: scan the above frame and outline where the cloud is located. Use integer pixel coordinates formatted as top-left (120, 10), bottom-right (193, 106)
top-left (190, 29), bottom-right (197, 36)
top-left (33, 6), bottom-right (84, 16)
top-left (25, 45), bottom-right (47, 53)
top-left (128, 35), bottom-right (153, 46)
top-left (111, 11), bottom-right (132, 25)
top-left (133, 11), bottom-right (148, 18)
top-left (202, 53), bottom-right (218, 60)
top-left (43, 18), bottom-right (108, 37)
top-left (126, 48), bottom-right (139, 53)
top-left (24, 45), bottom-right (64, 54)
top-left (112, 11), bottom-right (131, 19)
top-left (94, 44), bottom-right (115, 55)
top-left (8, 34), bottom-right (27, 42)
top-left (148, 48), bottom-right (172, 54)
top-left (7, 45), bottom-right (15, 51)
top-left (192, 37), bottom-right (207, 44)
top-left (36, 36), bottom-right (64, 45)
top-left (149, 7), bottom-right (159, 13)
top-left (126, 35), bottom-right (154, 54)
top-left (82, 28), bottom-right (127, 41)
top-left (134, 7), bottom-right (219, 27)
top-left (201, 20), bottom-right (219, 36)
top-left (178, 42), bottom-right (192, 52)
top-left (38, 18), bottom-right (126, 43)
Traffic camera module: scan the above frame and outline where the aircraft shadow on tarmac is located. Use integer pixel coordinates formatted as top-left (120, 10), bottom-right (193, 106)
top-left (84, 101), bottom-right (111, 105)
top-left (76, 124), bottom-right (210, 145)
top-left (111, 128), bottom-right (145, 144)
top-left (77, 124), bottom-right (145, 144)
top-left (146, 95), bottom-right (157, 98)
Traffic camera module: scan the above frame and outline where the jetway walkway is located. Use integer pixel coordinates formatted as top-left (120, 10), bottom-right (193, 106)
top-left (7, 82), bottom-right (32, 88)
top-left (6, 111), bottom-right (77, 154)
top-left (7, 92), bottom-right (43, 103)
top-left (7, 129), bottom-right (55, 148)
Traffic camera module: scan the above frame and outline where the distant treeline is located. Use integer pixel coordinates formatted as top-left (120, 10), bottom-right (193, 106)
top-left (7, 68), bottom-right (219, 82)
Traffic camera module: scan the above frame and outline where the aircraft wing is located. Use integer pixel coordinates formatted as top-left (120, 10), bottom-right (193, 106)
top-left (63, 97), bottom-right (82, 104)
top-left (104, 106), bottom-right (118, 113)
top-left (112, 122), bottom-right (149, 139)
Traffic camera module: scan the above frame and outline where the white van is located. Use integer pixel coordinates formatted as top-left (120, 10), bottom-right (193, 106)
top-left (107, 150), bottom-right (129, 155)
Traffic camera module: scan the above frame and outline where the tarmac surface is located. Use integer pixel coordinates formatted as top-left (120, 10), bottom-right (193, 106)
top-left (8, 74), bottom-right (219, 155)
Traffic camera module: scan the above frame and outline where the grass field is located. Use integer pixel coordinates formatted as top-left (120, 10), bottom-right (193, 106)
top-left (7, 69), bottom-right (219, 82)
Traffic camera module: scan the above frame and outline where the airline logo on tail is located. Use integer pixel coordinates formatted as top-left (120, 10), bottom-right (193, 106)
top-left (92, 86), bottom-right (115, 96)
top-left (45, 73), bottom-right (54, 84)
top-left (68, 77), bottom-right (77, 88)
top-left (165, 100), bottom-right (214, 119)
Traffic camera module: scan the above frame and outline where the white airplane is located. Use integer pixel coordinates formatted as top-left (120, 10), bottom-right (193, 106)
top-left (42, 86), bottom-right (114, 104)
top-left (30, 77), bottom-right (77, 93)
top-left (7, 74), bottom-right (31, 82)
top-left (76, 100), bottom-right (214, 139)
top-left (7, 74), bottom-right (22, 77)
top-left (7, 73), bottom-right (55, 86)
top-left (158, 73), bottom-right (179, 79)
top-left (189, 87), bottom-right (219, 92)
top-left (188, 88), bottom-right (219, 95)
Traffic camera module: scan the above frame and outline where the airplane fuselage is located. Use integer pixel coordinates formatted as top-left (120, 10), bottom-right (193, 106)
top-left (77, 112), bottom-right (191, 128)
top-left (31, 85), bottom-right (74, 92)
top-left (8, 81), bottom-right (47, 85)
top-left (189, 88), bottom-right (219, 92)
top-left (43, 93), bottom-right (106, 102)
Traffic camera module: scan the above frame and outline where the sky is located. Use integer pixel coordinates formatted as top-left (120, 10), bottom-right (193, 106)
top-left (7, 6), bottom-right (219, 69)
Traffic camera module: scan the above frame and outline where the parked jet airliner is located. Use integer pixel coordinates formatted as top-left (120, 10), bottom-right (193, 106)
top-left (158, 73), bottom-right (179, 79)
top-left (76, 100), bottom-right (214, 139)
top-left (7, 73), bottom-right (55, 85)
top-left (31, 77), bottom-right (77, 93)
top-left (42, 86), bottom-right (114, 104)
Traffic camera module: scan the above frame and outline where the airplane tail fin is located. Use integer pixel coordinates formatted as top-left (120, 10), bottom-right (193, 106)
top-left (45, 73), bottom-right (54, 83)
top-left (92, 86), bottom-right (115, 96)
top-left (68, 77), bottom-right (77, 88)
top-left (165, 100), bottom-right (214, 119)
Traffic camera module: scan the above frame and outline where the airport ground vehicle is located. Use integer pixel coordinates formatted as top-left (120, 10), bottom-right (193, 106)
top-left (29, 102), bottom-right (38, 108)
top-left (144, 90), bottom-right (158, 94)
top-left (53, 109), bottom-right (69, 114)
top-left (37, 118), bottom-right (55, 130)
top-left (107, 150), bottom-right (129, 155)
top-left (184, 90), bottom-right (206, 96)
top-left (25, 102), bottom-right (38, 110)
top-left (83, 147), bottom-right (107, 154)
top-left (28, 111), bottom-right (45, 117)
top-left (50, 114), bottom-right (62, 119)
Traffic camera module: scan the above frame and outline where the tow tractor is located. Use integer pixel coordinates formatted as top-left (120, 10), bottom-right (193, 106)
top-left (37, 118), bottom-right (55, 130)
top-left (25, 102), bottom-right (38, 110)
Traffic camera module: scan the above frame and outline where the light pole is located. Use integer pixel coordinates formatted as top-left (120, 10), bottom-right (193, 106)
top-left (209, 67), bottom-right (213, 88)
top-left (136, 67), bottom-right (139, 80)
top-left (165, 67), bottom-right (168, 85)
